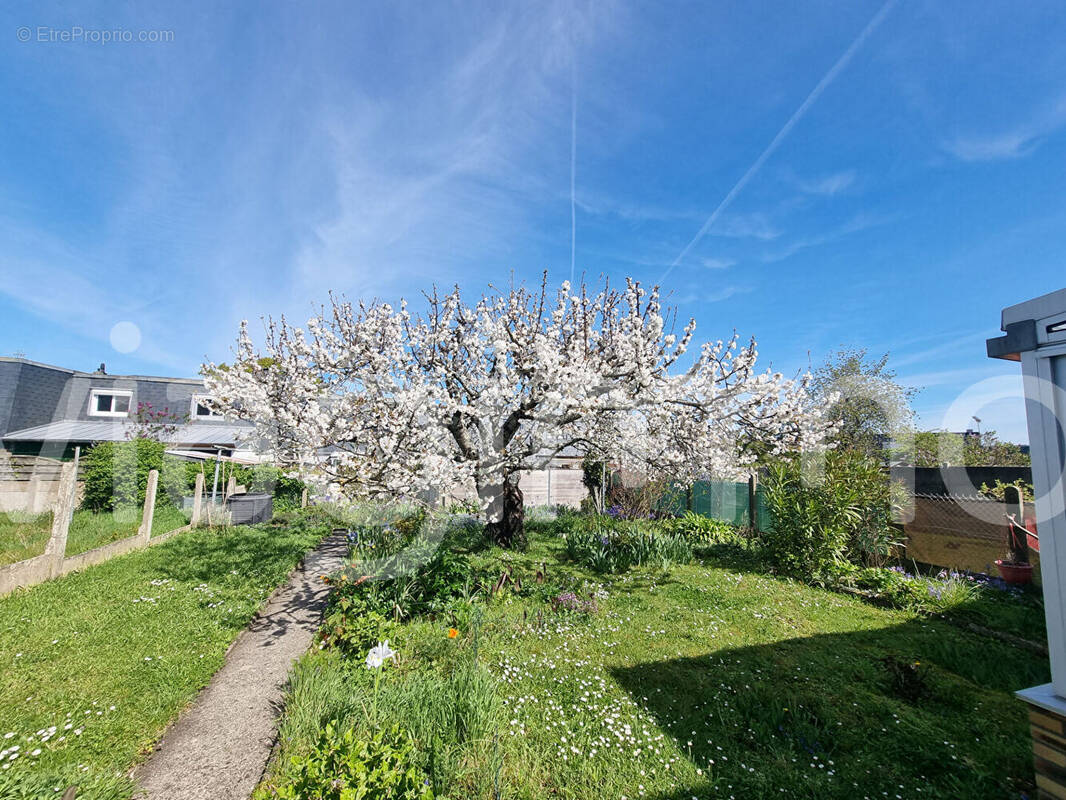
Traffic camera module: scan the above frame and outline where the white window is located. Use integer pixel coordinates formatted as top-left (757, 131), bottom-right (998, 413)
top-left (88, 389), bottom-right (132, 417)
top-left (191, 395), bottom-right (223, 419)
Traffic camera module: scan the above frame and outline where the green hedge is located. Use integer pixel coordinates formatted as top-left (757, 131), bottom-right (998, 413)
top-left (81, 439), bottom-right (185, 511)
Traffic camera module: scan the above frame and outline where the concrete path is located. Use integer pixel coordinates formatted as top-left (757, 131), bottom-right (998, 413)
top-left (134, 533), bottom-right (348, 800)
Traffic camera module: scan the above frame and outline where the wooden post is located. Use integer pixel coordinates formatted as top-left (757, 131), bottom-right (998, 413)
top-left (45, 461), bottom-right (78, 576)
top-left (748, 473), bottom-right (758, 532)
top-left (301, 487), bottom-right (308, 509)
top-left (225, 476), bottom-right (237, 502)
top-left (191, 472), bottom-right (205, 527)
top-left (139, 469), bottom-right (159, 542)
top-left (599, 462), bottom-right (606, 514)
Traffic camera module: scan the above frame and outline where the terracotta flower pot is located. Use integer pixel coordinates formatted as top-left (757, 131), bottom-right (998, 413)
top-left (995, 560), bottom-right (1034, 585)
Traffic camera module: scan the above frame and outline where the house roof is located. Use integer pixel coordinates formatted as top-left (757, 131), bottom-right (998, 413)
top-left (0, 356), bottom-right (205, 385)
top-left (2, 420), bottom-right (255, 447)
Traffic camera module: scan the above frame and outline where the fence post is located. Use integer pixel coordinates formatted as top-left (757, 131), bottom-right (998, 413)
top-left (139, 470), bottom-right (159, 543)
top-left (301, 487), bottom-right (308, 509)
top-left (748, 473), bottom-right (758, 532)
top-left (44, 461), bottom-right (78, 577)
top-left (1004, 484), bottom-right (1029, 564)
top-left (191, 472), bottom-right (205, 527)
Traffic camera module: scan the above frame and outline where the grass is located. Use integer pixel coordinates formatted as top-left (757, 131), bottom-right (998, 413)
top-left (0, 505), bottom-right (192, 566)
top-left (261, 514), bottom-right (1051, 800)
top-left (0, 512), bottom-right (328, 797)
top-left (0, 511), bottom-right (53, 566)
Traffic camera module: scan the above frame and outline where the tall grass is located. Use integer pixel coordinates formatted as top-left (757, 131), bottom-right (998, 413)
top-left (0, 510), bottom-right (53, 566)
top-left (261, 629), bottom-right (501, 798)
top-left (564, 525), bottom-right (693, 572)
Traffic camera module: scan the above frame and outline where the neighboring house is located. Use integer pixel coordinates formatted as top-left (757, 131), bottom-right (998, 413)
top-left (0, 357), bottom-right (258, 460)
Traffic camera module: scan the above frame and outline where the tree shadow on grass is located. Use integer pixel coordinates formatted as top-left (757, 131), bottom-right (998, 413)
top-left (609, 618), bottom-right (1047, 800)
top-left (149, 527), bottom-right (312, 584)
top-left (150, 529), bottom-right (344, 646)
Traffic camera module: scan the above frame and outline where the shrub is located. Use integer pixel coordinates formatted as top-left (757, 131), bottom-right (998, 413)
top-left (550, 590), bottom-right (597, 615)
top-left (272, 723), bottom-right (433, 800)
top-left (661, 511), bottom-right (736, 543)
top-left (761, 450), bottom-right (897, 578)
top-left (328, 544), bottom-right (476, 621)
top-left (317, 594), bottom-right (399, 654)
top-left (881, 656), bottom-right (930, 704)
top-left (81, 439), bottom-right (185, 511)
top-left (604, 478), bottom-right (675, 520)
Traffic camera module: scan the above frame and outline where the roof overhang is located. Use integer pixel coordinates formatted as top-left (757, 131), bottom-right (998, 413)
top-left (2, 419), bottom-right (258, 448)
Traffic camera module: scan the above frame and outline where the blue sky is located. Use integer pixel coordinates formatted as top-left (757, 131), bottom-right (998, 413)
top-left (2, 1), bottom-right (1065, 442)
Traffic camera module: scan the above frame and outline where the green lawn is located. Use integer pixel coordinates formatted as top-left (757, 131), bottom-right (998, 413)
top-left (0, 513), bottom-right (327, 798)
top-left (0, 506), bottom-right (191, 566)
top-left (261, 515), bottom-right (1050, 800)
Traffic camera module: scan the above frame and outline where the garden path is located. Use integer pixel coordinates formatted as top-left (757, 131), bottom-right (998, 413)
top-left (133, 531), bottom-right (348, 800)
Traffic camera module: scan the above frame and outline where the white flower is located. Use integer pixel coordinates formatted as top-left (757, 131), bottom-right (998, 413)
top-left (364, 640), bottom-right (396, 670)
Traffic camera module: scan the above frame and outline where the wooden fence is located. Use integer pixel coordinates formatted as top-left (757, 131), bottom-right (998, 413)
top-left (0, 469), bottom-right (205, 597)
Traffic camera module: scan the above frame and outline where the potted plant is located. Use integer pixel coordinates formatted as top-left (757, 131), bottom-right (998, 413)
top-left (995, 514), bottom-right (1034, 585)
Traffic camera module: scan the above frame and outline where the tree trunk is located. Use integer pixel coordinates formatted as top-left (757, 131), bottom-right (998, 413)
top-left (485, 474), bottom-right (525, 548)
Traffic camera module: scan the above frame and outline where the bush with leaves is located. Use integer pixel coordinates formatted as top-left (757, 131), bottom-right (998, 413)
top-left (761, 450), bottom-right (897, 578)
top-left (317, 593), bottom-right (399, 654)
top-left (327, 545), bottom-right (477, 623)
top-left (660, 511), bottom-right (737, 544)
top-left (81, 438), bottom-right (185, 511)
top-left (272, 723), bottom-right (433, 800)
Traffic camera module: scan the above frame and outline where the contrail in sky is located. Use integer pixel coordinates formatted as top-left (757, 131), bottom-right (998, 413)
top-left (658, 0), bottom-right (897, 285)
top-left (570, 48), bottom-right (578, 287)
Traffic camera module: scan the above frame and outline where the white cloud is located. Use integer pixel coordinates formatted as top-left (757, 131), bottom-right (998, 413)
top-left (943, 95), bottom-right (1066, 162)
top-left (672, 285), bottom-right (750, 305)
top-left (700, 257), bottom-right (735, 270)
top-left (794, 169), bottom-right (856, 195)
top-left (762, 211), bottom-right (892, 262)
top-left (708, 212), bottom-right (782, 241)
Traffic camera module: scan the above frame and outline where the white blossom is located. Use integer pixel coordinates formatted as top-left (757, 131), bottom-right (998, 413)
top-left (204, 276), bottom-right (829, 525)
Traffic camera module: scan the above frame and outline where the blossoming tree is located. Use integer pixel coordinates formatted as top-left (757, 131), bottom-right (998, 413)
top-left (204, 276), bottom-right (827, 546)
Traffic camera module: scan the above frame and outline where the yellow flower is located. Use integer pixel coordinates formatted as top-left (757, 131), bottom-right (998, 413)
top-left (448, 628), bottom-right (459, 639)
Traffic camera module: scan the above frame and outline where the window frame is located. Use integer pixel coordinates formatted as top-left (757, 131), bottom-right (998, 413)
top-left (88, 388), bottom-right (133, 418)
top-left (191, 394), bottom-right (224, 420)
